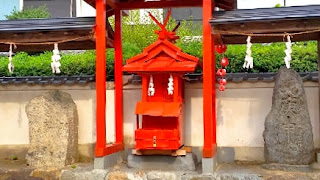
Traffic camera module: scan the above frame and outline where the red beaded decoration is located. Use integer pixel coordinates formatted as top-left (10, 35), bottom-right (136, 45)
top-left (217, 68), bottom-right (226, 76)
top-left (215, 44), bottom-right (227, 54)
top-left (216, 44), bottom-right (229, 91)
top-left (220, 57), bottom-right (229, 67)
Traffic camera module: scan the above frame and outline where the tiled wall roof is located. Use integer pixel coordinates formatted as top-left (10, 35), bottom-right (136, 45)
top-left (0, 72), bottom-right (317, 85)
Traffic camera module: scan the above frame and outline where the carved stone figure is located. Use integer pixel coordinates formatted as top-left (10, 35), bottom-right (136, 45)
top-left (26, 90), bottom-right (78, 169)
top-left (263, 67), bottom-right (314, 167)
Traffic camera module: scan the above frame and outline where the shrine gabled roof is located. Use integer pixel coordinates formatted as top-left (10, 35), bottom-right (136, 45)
top-left (122, 39), bottom-right (199, 73)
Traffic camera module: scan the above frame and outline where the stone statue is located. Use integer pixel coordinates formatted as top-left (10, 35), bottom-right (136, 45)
top-left (263, 67), bottom-right (314, 171)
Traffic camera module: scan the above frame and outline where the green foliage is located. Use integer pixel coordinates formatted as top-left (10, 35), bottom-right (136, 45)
top-left (0, 41), bottom-right (317, 77)
top-left (110, 10), bottom-right (202, 52)
top-left (275, 3), bottom-right (282, 8)
top-left (5, 5), bottom-right (51, 20)
top-left (217, 41), bottom-right (318, 73)
top-left (10, 155), bottom-right (18, 160)
top-left (71, 164), bottom-right (77, 169)
top-left (0, 42), bottom-right (141, 77)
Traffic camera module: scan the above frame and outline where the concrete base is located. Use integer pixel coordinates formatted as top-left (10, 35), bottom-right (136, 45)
top-left (317, 152), bottom-right (320, 163)
top-left (202, 156), bottom-right (217, 174)
top-left (127, 153), bottom-right (197, 171)
top-left (217, 147), bottom-right (235, 163)
top-left (94, 151), bottom-right (123, 169)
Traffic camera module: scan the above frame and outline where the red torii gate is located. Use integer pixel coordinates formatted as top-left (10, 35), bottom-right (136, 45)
top-left (86, 0), bottom-right (235, 162)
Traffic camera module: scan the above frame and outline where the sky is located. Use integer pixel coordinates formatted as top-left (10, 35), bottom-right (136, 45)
top-left (237, 0), bottom-right (320, 9)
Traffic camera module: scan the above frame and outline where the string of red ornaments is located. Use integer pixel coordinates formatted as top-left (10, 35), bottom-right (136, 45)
top-left (216, 44), bottom-right (229, 91)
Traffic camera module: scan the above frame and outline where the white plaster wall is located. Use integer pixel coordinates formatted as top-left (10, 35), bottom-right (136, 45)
top-left (0, 88), bottom-right (96, 145)
top-left (216, 87), bottom-right (319, 148)
top-left (0, 83), bottom-right (318, 151)
top-left (121, 84), bottom-right (320, 148)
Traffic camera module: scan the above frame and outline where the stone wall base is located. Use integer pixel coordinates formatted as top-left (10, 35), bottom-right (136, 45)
top-left (262, 163), bottom-right (312, 172)
top-left (127, 153), bottom-right (197, 171)
top-left (0, 145), bottom-right (265, 164)
top-left (94, 151), bottom-right (124, 169)
top-left (0, 144), bottom-right (95, 163)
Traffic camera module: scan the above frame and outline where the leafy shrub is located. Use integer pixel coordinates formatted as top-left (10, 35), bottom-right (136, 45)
top-left (0, 42), bottom-right (141, 77)
top-left (5, 5), bottom-right (51, 20)
top-left (219, 41), bottom-right (318, 73)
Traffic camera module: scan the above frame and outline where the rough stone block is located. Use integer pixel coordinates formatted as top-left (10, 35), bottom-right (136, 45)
top-left (26, 90), bottom-right (78, 169)
top-left (146, 171), bottom-right (176, 180)
top-left (263, 67), bottom-right (314, 166)
top-left (94, 151), bottom-right (123, 169)
top-left (61, 169), bottom-right (108, 180)
top-left (127, 153), bottom-right (197, 171)
top-left (181, 174), bottom-right (215, 180)
top-left (216, 174), bottom-right (262, 180)
top-left (262, 163), bottom-right (311, 172)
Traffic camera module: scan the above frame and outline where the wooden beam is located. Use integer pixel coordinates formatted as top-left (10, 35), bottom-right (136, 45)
top-left (117, 0), bottom-right (202, 10)
top-left (0, 31), bottom-right (93, 43)
top-left (219, 33), bottom-right (319, 44)
top-left (216, 0), bottom-right (235, 10)
top-left (213, 19), bottom-right (320, 35)
top-left (0, 38), bottom-right (114, 52)
top-left (107, 0), bottom-right (116, 9)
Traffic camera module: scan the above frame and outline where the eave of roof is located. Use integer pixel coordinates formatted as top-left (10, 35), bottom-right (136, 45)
top-left (210, 5), bottom-right (320, 44)
top-left (0, 17), bottom-right (114, 52)
top-left (211, 5), bottom-right (320, 25)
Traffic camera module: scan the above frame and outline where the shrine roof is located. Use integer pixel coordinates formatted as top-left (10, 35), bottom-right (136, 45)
top-left (210, 5), bottom-right (320, 44)
top-left (123, 40), bottom-right (200, 73)
top-left (0, 17), bottom-right (114, 52)
top-left (0, 71), bottom-right (317, 85)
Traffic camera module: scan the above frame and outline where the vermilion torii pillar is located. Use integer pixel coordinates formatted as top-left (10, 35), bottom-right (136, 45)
top-left (202, 0), bottom-right (217, 171)
top-left (95, 0), bottom-right (107, 156)
top-left (95, 0), bottom-right (124, 157)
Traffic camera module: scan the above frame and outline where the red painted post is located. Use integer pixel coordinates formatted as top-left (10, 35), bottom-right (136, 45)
top-left (202, 0), bottom-right (216, 158)
top-left (115, 8), bottom-right (123, 144)
top-left (95, 0), bottom-right (106, 157)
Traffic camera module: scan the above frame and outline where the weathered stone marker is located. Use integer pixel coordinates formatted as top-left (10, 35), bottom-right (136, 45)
top-left (263, 67), bottom-right (314, 170)
top-left (26, 90), bottom-right (79, 169)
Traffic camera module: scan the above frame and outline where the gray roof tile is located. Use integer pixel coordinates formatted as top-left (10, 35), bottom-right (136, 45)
top-left (211, 5), bottom-right (320, 25)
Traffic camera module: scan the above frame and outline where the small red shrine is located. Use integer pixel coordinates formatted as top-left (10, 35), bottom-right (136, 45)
top-left (123, 11), bottom-right (199, 152)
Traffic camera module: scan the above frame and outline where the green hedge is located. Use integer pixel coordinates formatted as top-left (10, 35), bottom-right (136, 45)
top-left (0, 41), bottom-right (317, 77)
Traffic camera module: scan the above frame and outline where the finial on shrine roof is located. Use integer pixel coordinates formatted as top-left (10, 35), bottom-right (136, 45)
top-left (148, 9), bottom-right (180, 43)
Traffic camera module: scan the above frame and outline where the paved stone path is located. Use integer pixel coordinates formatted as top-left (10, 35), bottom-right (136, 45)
top-left (1, 160), bottom-right (320, 180)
